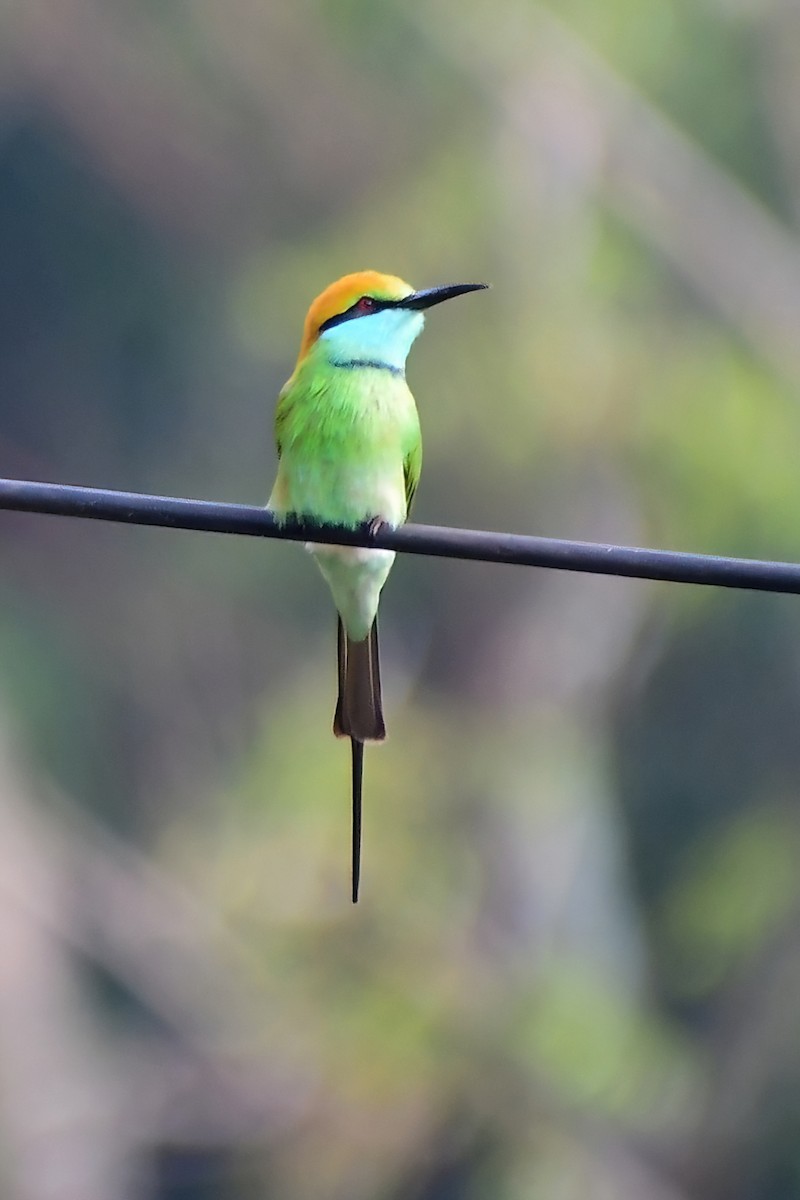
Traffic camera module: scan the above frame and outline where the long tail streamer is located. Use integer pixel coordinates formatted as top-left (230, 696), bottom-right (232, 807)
top-left (351, 738), bottom-right (363, 902)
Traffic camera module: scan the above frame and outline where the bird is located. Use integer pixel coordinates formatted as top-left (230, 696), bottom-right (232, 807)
top-left (268, 270), bottom-right (487, 901)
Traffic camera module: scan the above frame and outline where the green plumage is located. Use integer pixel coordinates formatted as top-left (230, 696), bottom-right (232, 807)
top-left (270, 353), bottom-right (420, 639)
top-left (272, 355), bottom-right (421, 542)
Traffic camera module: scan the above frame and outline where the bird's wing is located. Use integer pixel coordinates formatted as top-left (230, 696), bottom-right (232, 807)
top-left (273, 379), bottom-right (294, 458)
top-left (403, 433), bottom-right (422, 517)
top-left (267, 378), bottom-right (300, 513)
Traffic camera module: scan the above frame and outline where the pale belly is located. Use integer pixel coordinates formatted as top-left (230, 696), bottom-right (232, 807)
top-left (311, 543), bottom-right (396, 642)
top-left (270, 456), bottom-right (406, 642)
top-left (279, 457), bottom-right (407, 530)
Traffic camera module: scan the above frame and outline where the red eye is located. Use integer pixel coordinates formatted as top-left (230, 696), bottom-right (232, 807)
top-left (356, 296), bottom-right (376, 313)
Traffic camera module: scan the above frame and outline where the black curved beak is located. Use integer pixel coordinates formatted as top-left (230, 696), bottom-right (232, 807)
top-left (400, 282), bottom-right (489, 311)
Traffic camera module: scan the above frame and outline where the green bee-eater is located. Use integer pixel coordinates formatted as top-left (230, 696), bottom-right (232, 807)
top-left (269, 270), bottom-right (487, 900)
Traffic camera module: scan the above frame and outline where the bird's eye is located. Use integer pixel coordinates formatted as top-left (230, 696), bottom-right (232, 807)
top-left (356, 296), bottom-right (376, 313)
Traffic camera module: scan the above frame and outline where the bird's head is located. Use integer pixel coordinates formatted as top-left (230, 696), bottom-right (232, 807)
top-left (296, 270), bottom-right (487, 374)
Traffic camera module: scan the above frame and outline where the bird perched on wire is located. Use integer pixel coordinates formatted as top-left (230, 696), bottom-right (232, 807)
top-left (268, 270), bottom-right (487, 901)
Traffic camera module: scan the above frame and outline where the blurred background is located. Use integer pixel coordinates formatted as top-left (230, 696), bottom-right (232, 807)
top-left (2, 1), bottom-right (800, 1197)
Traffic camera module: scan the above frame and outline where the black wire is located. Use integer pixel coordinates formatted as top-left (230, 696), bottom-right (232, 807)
top-left (1, 475), bottom-right (800, 595)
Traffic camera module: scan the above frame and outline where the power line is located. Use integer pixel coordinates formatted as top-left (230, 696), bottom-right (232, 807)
top-left (1, 475), bottom-right (799, 595)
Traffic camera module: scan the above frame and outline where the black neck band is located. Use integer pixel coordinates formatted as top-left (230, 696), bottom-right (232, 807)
top-left (332, 358), bottom-right (404, 377)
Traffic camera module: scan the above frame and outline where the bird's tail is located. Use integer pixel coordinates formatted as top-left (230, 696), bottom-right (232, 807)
top-left (334, 618), bottom-right (386, 903)
top-left (350, 738), bottom-right (363, 904)
top-left (334, 617), bottom-right (386, 742)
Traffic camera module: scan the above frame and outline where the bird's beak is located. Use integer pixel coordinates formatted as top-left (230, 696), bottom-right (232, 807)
top-left (400, 282), bottom-right (489, 310)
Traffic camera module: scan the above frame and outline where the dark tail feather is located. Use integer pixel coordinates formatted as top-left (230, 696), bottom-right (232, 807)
top-left (334, 617), bottom-right (386, 742)
top-left (335, 617), bottom-right (385, 903)
top-left (351, 738), bottom-right (363, 903)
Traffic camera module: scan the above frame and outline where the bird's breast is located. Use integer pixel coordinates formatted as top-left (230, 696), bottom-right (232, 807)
top-left (278, 368), bottom-right (418, 528)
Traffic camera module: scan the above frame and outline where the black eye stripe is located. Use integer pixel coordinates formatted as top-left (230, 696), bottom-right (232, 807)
top-left (319, 296), bottom-right (398, 334)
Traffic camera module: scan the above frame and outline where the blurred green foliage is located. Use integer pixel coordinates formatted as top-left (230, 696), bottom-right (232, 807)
top-left (2, 2), bottom-right (800, 1198)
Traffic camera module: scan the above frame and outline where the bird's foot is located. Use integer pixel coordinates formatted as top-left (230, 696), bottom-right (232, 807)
top-left (367, 515), bottom-right (389, 541)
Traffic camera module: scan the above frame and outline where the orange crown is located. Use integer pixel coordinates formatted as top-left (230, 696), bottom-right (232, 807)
top-left (296, 270), bottom-right (414, 364)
